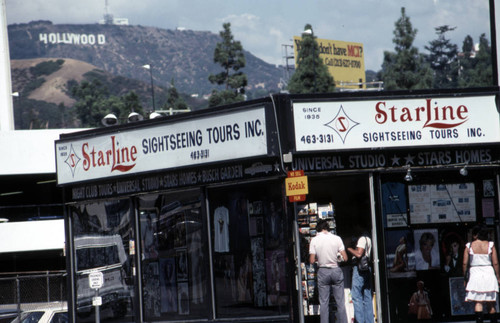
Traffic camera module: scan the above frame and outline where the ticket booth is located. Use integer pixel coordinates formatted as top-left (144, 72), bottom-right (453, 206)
top-left (278, 89), bottom-right (500, 323)
top-left (55, 99), bottom-right (295, 323)
top-left (56, 89), bottom-right (500, 323)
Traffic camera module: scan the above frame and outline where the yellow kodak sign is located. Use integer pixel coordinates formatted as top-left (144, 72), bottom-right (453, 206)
top-left (285, 176), bottom-right (309, 196)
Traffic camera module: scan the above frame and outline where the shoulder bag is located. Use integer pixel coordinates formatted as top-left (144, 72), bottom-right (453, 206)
top-left (357, 236), bottom-right (370, 271)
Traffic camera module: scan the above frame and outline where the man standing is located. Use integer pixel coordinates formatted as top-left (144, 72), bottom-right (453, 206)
top-left (309, 220), bottom-right (348, 323)
top-left (348, 229), bottom-right (374, 323)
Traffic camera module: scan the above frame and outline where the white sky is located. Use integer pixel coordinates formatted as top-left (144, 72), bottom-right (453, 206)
top-left (5, 0), bottom-right (497, 71)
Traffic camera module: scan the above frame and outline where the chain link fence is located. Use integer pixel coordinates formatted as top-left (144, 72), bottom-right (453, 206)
top-left (0, 271), bottom-right (67, 320)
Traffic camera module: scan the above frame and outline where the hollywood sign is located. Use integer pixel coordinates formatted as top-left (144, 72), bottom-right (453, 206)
top-left (39, 33), bottom-right (106, 45)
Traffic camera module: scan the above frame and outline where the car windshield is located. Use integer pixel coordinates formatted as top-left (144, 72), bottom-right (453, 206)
top-left (12, 311), bottom-right (44, 323)
top-left (49, 312), bottom-right (68, 323)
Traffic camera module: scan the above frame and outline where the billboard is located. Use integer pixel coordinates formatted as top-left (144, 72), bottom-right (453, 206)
top-left (293, 36), bottom-right (365, 89)
top-left (292, 95), bottom-right (500, 151)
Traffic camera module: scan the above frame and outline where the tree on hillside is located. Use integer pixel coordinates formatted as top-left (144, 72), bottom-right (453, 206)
top-left (457, 35), bottom-right (475, 87)
top-left (380, 7), bottom-right (432, 90)
top-left (458, 33), bottom-right (493, 87)
top-left (425, 25), bottom-right (459, 88)
top-left (122, 91), bottom-right (144, 115)
top-left (287, 24), bottom-right (335, 94)
top-left (71, 79), bottom-right (109, 127)
top-left (462, 35), bottom-right (474, 55)
top-left (71, 79), bottom-right (145, 127)
top-left (208, 22), bottom-right (247, 107)
top-left (162, 79), bottom-right (188, 111)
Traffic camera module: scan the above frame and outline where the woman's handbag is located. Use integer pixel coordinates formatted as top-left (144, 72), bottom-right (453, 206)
top-left (358, 254), bottom-right (370, 271)
top-left (357, 236), bottom-right (370, 271)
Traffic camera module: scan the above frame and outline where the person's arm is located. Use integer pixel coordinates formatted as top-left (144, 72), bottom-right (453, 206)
top-left (308, 239), bottom-right (316, 265)
top-left (348, 246), bottom-right (365, 258)
top-left (462, 245), bottom-right (469, 284)
top-left (491, 245), bottom-right (500, 285)
top-left (462, 246), bottom-right (469, 274)
top-left (339, 249), bottom-right (348, 262)
top-left (309, 253), bottom-right (316, 265)
top-left (425, 292), bottom-right (433, 315)
top-left (409, 292), bottom-right (416, 306)
top-left (348, 237), bottom-right (367, 258)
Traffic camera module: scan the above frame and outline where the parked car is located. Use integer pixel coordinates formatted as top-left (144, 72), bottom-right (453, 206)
top-left (9, 303), bottom-right (67, 323)
top-left (0, 308), bottom-right (18, 323)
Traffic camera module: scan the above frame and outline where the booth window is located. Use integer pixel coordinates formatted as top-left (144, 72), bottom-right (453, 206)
top-left (138, 190), bottom-right (210, 321)
top-left (208, 180), bottom-right (289, 318)
top-left (381, 170), bottom-right (498, 321)
top-left (70, 199), bottom-right (135, 322)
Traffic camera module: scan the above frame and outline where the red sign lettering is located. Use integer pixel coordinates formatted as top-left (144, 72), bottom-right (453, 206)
top-left (374, 99), bottom-right (468, 129)
top-left (82, 136), bottom-right (137, 172)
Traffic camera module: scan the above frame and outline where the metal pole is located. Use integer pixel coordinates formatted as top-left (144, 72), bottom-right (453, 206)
top-left (0, 0), bottom-right (15, 131)
top-left (16, 276), bottom-right (20, 318)
top-left (292, 203), bottom-right (305, 323)
top-left (149, 66), bottom-right (156, 112)
top-left (46, 271), bottom-right (50, 302)
top-left (369, 173), bottom-right (383, 323)
top-left (95, 289), bottom-right (100, 323)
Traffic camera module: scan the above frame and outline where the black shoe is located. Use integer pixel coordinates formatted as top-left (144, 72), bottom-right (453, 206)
top-left (476, 311), bottom-right (484, 323)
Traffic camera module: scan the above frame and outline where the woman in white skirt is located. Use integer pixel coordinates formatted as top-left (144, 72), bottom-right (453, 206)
top-left (463, 224), bottom-right (500, 323)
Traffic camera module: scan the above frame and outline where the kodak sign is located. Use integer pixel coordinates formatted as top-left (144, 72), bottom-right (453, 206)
top-left (286, 170), bottom-right (308, 202)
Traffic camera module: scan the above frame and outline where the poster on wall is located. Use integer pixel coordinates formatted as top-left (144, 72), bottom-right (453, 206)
top-left (159, 257), bottom-right (177, 313)
top-left (381, 182), bottom-right (408, 228)
top-left (449, 277), bottom-right (475, 315)
top-left (176, 249), bottom-right (188, 281)
top-left (482, 198), bottom-right (495, 218)
top-left (409, 183), bottom-right (476, 224)
top-left (439, 227), bottom-right (466, 277)
top-left (386, 213), bottom-right (409, 228)
top-left (177, 282), bottom-right (190, 315)
top-left (386, 229), bottom-right (415, 278)
top-left (265, 249), bottom-right (287, 306)
top-left (141, 210), bottom-right (159, 260)
top-left (413, 229), bottom-right (440, 270)
top-left (251, 237), bottom-right (267, 307)
top-left (214, 206), bottom-right (230, 253)
top-left (143, 262), bottom-right (161, 317)
top-left (483, 179), bottom-right (495, 197)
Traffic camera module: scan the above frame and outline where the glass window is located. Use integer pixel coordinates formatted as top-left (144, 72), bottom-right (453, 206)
top-left (70, 199), bottom-right (135, 322)
top-left (138, 190), bottom-right (210, 321)
top-left (381, 170), bottom-right (498, 321)
top-left (49, 312), bottom-right (69, 323)
top-left (209, 180), bottom-right (289, 318)
top-left (16, 311), bottom-right (43, 323)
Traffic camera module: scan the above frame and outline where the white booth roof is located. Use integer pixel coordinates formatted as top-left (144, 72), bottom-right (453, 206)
top-left (0, 129), bottom-right (82, 175)
top-left (0, 219), bottom-right (64, 253)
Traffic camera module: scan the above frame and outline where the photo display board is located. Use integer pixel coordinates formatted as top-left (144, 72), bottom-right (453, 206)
top-left (408, 183), bottom-right (476, 224)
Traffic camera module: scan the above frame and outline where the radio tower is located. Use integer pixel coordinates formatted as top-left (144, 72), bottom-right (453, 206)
top-left (103, 0), bottom-right (113, 25)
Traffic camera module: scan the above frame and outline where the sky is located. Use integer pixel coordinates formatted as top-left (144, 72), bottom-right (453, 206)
top-left (5, 0), bottom-right (497, 72)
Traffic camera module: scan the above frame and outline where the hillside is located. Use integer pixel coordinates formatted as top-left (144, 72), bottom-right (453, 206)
top-left (11, 58), bottom-right (97, 106)
top-left (8, 20), bottom-right (283, 96)
top-left (10, 57), bottom-right (181, 129)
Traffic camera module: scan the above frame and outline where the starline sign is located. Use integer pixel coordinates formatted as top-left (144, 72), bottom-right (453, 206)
top-left (293, 95), bottom-right (500, 152)
top-left (374, 98), bottom-right (468, 129)
top-left (82, 136), bottom-right (137, 172)
top-left (56, 107), bottom-right (269, 184)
